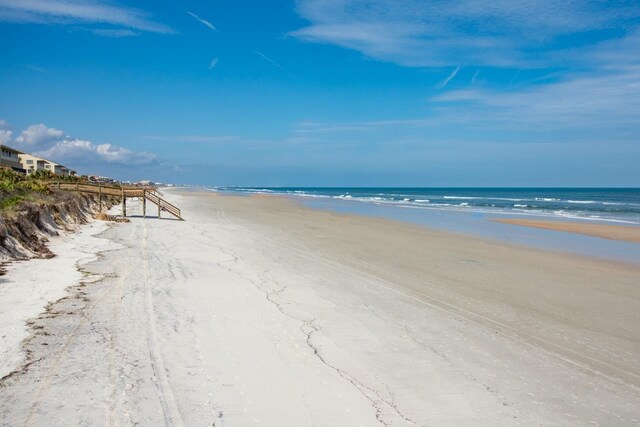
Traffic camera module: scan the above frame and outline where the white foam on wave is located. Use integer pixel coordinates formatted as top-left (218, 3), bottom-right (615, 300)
top-left (443, 196), bottom-right (481, 200)
top-left (224, 188), bottom-right (640, 225)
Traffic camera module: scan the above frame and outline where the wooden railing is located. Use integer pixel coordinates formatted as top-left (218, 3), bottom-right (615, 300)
top-left (50, 182), bottom-right (183, 220)
top-left (143, 190), bottom-right (182, 219)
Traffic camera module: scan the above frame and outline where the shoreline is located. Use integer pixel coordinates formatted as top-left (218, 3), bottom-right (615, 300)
top-left (287, 193), bottom-right (640, 265)
top-left (2, 188), bottom-right (639, 425)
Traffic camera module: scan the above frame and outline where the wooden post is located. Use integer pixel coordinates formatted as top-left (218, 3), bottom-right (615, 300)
top-left (98, 185), bottom-right (102, 213)
top-left (158, 201), bottom-right (161, 219)
top-left (142, 189), bottom-right (146, 218)
top-left (122, 188), bottom-right (127, 217)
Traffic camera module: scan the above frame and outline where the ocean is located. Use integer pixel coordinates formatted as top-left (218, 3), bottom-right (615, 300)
top-left (221, 187), bottom-right (640, 224)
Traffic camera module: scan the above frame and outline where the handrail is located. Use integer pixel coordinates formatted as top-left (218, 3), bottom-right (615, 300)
top-left (145, 191), bottom-right (181, 218)
top-left (50, 182), bottom-right (182, 220)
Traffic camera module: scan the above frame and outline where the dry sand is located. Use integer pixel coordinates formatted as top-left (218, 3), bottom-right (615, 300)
top-left (1, 189), bottom-right (639, 426)
top-left (494, 218), bottom-right (640, 242)
top-left (0, 221), bottom-right (116, 379)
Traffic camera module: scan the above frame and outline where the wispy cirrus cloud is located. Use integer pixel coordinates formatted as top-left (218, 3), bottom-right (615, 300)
top-left (291, 0), bottom-right (640, 68)
top-left (25, 64), bottom-right (51, 73)
top-left (92, 28), bottom-right (138, 38)
top-left (432, 67), bottom-right (640, 134)
top-left (0, 0), bottom-right (173, 34)
top-left (437, 66), bottom-right (460, 89)
top-left (293, 56), bottom-right (640, 141)
top-left (187, 11), bottom-right (218, 32)
top-left (254, 51), bottom-right (284, 70)
top-left (290, 1), bottom-right (640, 149)
top-left (143, 134), bottom-right (258, 145)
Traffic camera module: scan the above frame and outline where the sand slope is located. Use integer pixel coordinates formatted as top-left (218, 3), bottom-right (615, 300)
top-left (1, 189), bottom-right (639, 426)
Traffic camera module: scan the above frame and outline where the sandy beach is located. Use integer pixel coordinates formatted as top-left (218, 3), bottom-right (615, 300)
top-left (1, 188), bottom-right (640, 426)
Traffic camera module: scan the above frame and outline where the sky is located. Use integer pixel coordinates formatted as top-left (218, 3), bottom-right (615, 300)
top-left (0, 0), bottom-right (639, 187)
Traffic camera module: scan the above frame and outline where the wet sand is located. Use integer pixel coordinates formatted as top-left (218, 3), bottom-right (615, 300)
top-left (1, 189), bottom-right (639, 426)
top-left (493, 218), bottom-right (640, 242)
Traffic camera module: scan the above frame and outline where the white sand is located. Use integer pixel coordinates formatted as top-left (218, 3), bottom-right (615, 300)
top-left (1, 189), bottom-right (639, 426)
top-left (0, 220), bottom-right (118, 379)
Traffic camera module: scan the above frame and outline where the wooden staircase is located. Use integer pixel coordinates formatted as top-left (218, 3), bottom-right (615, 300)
top-left (51, 182), bottom-right (183, 220)
top-left (143, 190), bottom-right (182, 219)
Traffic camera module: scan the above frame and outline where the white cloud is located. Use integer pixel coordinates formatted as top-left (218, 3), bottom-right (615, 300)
top-left (291, 0), bottom-right (640, 67)
top-left (38, 138), bottom-right (156, 165)
top-left (0, 0), bottom-right (173, 34)
top-left (0, 119), bottom-right (12, 144)
top-left (187, 11), bottom-right (218, 32)
top-left (11, 123), bottom-right (156, 166)
top-left (209, 57), bottom-right (219, 70)
top-left (15, 123), bottom-right (64, 149)
top-left (0, 130), bottom-right (11, 144)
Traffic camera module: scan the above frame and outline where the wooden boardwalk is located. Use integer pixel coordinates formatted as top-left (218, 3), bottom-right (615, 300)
top-left (51, 182), bottom-right (183, 220)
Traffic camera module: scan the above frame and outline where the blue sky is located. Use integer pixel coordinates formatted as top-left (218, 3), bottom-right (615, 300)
top-left (0, 0), bottom-right (639, 186)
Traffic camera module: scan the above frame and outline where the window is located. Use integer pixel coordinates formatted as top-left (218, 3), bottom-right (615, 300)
top-left (26, 160), bottom-right (33, 164)
top-left (45, 164), bottom-right (50, 168)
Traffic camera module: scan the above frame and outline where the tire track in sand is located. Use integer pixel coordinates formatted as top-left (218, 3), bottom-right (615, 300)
top-left (141, 220), bottom-right (185, 427)
top-left (23, 224), bottom-right (135, 427)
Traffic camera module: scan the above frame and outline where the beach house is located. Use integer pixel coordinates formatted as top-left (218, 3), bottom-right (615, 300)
top-left (18, 153), bottom-right (74, 176)
top-left (0, 145), bottom-right (26, 173)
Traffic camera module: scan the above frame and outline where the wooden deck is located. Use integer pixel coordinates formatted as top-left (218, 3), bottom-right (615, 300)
top-left (51, 182), bottom-right (183, 220)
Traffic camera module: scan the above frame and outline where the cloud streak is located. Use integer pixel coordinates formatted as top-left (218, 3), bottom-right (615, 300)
top-left (0, 0), bottom-right (174, 33)
top-left (187, 11), bottom-right (218, 32)
top-left (92, 28), bottom-right (138, 38)
top-left (437, 66), bottom-right (460, 88)
top-left (254, 51), bottom-right (284, 70)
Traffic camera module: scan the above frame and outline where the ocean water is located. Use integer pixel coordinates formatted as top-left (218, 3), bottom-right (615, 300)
top-left (222, 187), bottom-right (640, 224)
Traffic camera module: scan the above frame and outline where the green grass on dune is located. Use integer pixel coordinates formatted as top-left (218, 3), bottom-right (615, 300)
top-left (0, 168), bottom-right (81, 212)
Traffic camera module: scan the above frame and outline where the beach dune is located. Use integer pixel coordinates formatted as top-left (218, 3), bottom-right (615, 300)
top-left (1, 189), bottom-right (639, 426)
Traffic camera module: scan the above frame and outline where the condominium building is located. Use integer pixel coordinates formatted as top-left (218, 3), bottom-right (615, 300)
top-left (0, 145), bottom-right (26, 172)
top-left (18, 153), bottom-right (73, 176)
